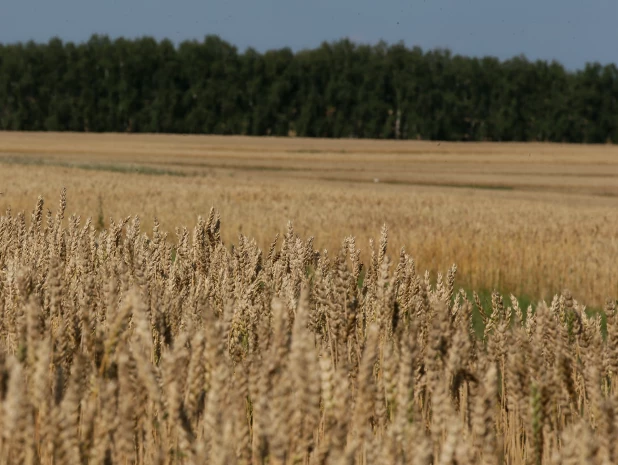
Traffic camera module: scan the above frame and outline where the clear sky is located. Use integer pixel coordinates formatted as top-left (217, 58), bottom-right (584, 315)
top-left (1, 0), bottom-right (616, 70)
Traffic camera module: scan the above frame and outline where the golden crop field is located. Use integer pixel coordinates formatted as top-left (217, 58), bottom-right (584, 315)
top-left (1, 131), bottom-right (618, 306)
top-left (1, 176), bottom-right (618, 464)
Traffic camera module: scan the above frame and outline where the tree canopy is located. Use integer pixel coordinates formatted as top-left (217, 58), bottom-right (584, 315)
top-left (0, 35), bottom-right (616, 142)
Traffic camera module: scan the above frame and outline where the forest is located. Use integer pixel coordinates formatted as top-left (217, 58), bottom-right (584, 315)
top-left (0, 34), bottom-right (616, 142)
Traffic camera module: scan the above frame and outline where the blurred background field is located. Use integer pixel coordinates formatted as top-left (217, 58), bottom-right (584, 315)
top-left (1, 131), bottom-right (618, 307)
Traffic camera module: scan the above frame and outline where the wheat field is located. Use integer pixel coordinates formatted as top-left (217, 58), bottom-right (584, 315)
top-left (1, 132), bottom-right (618, 306)
top-left (1, 129), bottom-right (618, 463)
top-left (0, 187), bottom-right (617, 464)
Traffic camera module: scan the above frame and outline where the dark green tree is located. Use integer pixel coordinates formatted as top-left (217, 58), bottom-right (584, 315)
top-left (0, 34), bottom-right (615, 142)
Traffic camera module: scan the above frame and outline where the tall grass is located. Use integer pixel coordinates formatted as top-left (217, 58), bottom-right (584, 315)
top-left (0, 192), bottom-right (615, 464)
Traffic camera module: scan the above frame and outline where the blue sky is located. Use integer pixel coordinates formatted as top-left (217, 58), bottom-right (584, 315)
top-left (1, 0), bottom-right (616, 70)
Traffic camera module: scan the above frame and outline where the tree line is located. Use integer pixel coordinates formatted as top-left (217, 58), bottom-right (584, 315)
top-left (0, 34), bottom-right (617, 142)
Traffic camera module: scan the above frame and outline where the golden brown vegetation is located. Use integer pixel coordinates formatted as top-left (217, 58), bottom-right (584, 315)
top-left (0, 191), bottom-right (617, 464)
top-left (2, 132), bottom-right (618, 305)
